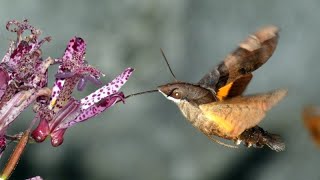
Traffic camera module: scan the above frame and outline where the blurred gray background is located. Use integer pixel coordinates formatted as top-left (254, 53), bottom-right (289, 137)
top-left (0, 0), bottom-right (319, 180)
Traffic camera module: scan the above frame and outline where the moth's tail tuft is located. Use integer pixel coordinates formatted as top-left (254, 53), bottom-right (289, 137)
top-left (264, 133), bottom-right (285, 152)
top-left (239, 126), bottom-right (285, 152)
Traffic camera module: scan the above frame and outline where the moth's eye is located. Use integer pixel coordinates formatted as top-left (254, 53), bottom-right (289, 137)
top-left (171, 91), bottom-right (182, 99)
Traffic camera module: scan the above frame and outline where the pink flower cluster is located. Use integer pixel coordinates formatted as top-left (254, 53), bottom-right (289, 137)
top-left (0, 20), bottom-right (134, 155)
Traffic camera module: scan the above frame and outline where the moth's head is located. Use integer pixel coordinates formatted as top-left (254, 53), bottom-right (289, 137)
top-left (158, 83), bottom-right (186, 103)
top-left (158, 82), bottom-right (213, 104)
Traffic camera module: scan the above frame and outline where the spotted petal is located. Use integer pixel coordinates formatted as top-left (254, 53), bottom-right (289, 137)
top-left (48, 37), bottom-right (86, 109)
top-left (0, 68), bottom-right (10, 99)
top-left (80, 67), bottom-right (134, 110)
top-left (0, 91), bottom-right (34, 131)
top-left (58, 92), bottom-right (124, 130)
top-left (0, 88), bottom-right (51, 132)
top-left (48, 79), bottom-right (65, 109)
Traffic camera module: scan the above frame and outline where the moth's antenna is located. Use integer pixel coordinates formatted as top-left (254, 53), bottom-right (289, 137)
top-left (160, 48), bottom-right (177, 81)
top-left (125, 89), bottom-right (158, 99)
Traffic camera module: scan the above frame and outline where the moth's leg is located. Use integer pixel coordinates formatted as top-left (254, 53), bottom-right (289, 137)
top-left (204, 134), bottom-right (238, 149)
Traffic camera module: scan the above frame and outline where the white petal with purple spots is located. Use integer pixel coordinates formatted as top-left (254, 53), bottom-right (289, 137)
top-left (58, 94), bottom-right (123, 130)
top-left (48, 78), bottom-right (65, 110)
top-left (80, 67), bottom-right (134, 110)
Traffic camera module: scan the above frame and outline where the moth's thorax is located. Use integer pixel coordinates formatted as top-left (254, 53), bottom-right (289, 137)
top-left (177, 100), bottom-right (232, 139)
top-left (177, 100), bottom-right (202, 124)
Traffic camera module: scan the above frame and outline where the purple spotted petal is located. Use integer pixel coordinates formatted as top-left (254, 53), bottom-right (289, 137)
top-left (48, 37), bottom-right (104, 110)
top-left (6, 19), bottom-right (35, 34)
top-left (49, 98), bottom-right (81, 131)
top-left (80, 67), bottom-right (134, 110)
top-left (62, 37), bottom-right (86, 63)
top-left (0, 68), bottom-right (9, 99)
top-left (1, 20), bottom-right (52, 91)
top-left (50, 93), bottom-right (124, 146)
top-left (57, 92), bottom-right (124, 130)
top-left (29, 36), bottom-right (51, 54)
top-left (47, 37), bottom-right (87, 109)
top-left (48, 79), bottom-right (65, 109)
top-left (0, 90), bottom-right (34, 131)
top-left (48, 62), bottom-right (69, 110)
top-left (0, 88), bottom-right (51, 131)
top-left (8, 40), bottom-right (32, 69)
top-left (26, 56), bottom-right (52, 89)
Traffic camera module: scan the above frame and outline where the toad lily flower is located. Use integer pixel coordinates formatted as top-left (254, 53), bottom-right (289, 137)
top-left (31, 37), bottom-right (134, 146)
top-left (0, 20), bottom-right (52, 106)
top-left (0, 20), bottom-right (53, 156)
top-left (49, 36), bottom-right (103, 112)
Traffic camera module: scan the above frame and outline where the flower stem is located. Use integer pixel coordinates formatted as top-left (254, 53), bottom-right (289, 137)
top-left (0, 130), bottom-right (30, 180)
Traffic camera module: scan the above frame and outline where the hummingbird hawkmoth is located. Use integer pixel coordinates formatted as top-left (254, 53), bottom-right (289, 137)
top-left (127, 25), bottom-right (287, 152)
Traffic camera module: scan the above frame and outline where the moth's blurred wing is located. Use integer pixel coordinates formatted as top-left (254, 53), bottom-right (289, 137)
top-left (216, 73), bottom-right (252, 100)
top-left (199, 89), bottom-right (287, 137)
top-left (198, 26), bottom-right (279, 92)
top-left (303, 106), bottom-right (320, 146)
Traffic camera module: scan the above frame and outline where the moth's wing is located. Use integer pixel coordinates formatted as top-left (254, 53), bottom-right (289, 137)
top-left (303, 106), bottom-right (320, 146)
top-left (198, 26), bottom-right (279, 93)
top-left (199, 89), bottom-right (287, 137)
top-left (216, 73), bottom-right (252, 100)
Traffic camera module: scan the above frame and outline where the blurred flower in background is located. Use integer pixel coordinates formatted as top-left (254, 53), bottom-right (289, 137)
top-left (303, 105), bottom-right (320, 146)
top-left (25, 176), bottom-right (43, 180)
